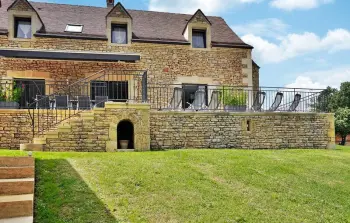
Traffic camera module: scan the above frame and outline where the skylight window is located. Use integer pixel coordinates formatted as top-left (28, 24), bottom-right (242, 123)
top-left (65, 24), bottom-right (83, 33)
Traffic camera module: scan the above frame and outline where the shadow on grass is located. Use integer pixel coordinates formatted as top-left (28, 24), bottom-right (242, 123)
top-left (34, 159), bottom-right (116, 223)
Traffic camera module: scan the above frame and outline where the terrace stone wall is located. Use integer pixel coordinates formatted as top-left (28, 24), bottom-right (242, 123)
top-left (150, 111), bottom-right (335, 150)
top-left (0, 110), bottom-right (32, 149)
top-left (0, 105), bottom-right (335, 150)
top-left (0, 109), bottom-right (66, 149)
top-left (43, 103), bottom-right (150, 152)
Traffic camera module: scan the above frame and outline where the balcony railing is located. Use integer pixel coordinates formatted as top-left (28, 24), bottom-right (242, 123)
top-left (0, 78), bottom-right (330, 113)
top-left (148, 84), bottom-right (330, 113)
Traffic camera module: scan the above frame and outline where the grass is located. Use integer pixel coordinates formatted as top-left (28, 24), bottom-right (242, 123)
top-left (1, 147), bottom-right (350, 222)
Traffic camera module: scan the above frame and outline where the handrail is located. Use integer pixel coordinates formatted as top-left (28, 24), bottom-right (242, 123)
top-left (27, 69), bottom-right (147, 138)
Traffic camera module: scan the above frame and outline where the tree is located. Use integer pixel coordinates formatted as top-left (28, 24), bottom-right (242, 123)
top-left (315, 86), bottom-right (338, 112)
top-left (335, 108), bottom-right (350, 145)
top-left (336, 82), bottom-right (350, 109)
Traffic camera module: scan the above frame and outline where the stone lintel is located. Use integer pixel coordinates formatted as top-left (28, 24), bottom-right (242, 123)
top-left (105, 102), bottom-right (151, 110)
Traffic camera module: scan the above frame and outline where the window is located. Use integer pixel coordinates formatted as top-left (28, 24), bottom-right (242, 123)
top-left (14, 79), bottom-right (45, 108)
top-left (14, 17), bottom-right (32, 39)
top-left (192, 29), bottom-right (206, 48)
top-left (182, 84), bottom-right (208, 109)
top-left (111, 24), bottom-right (127, 44)
top-left (65, 24), bottom-right (84, 33)
top-left (91, 81), bottom-right (128, 102)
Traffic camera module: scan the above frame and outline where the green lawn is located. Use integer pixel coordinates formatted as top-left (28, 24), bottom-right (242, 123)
top-left (1, 147), bottom-right (350, 223)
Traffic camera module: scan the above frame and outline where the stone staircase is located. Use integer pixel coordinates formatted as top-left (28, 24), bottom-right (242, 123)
top-left (0, 157), bottom-right (35, 223)
top-left (21, 111), bottom-right (95, 152)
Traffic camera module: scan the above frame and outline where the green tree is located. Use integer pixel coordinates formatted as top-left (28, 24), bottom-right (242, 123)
top-left (316, 86), bottom-right (338, 112)
top-left (336, 82), bottom-right (350, 109)
top-left (335, 108), bottom-right (350, 145)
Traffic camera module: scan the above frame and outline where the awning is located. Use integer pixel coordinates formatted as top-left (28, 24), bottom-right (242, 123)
top-left (0, 49), bottom-right (140, 62)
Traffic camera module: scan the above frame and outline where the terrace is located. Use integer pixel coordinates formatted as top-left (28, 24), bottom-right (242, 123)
top-left (0, 70), bottom-right (331, 139)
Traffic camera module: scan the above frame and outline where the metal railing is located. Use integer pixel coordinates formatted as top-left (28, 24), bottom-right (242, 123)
top-left (0, 79), bottom-right (69, 109)
top-left (27, 69), bottom-right (147, 137)
top-left (148, 84), bottom-right (330, 113)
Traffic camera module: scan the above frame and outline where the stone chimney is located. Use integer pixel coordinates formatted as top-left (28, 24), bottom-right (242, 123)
top-left (107, 0), bottom-right (114, 8)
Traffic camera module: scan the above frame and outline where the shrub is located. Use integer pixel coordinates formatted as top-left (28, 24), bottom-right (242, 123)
top-left (0, 81), bottom-right (23, 102)
top-left (221, 87), bottom-right (247, 106)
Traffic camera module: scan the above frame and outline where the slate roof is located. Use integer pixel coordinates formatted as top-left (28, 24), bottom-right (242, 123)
top-left (0, 0), bottom-right (252, 48)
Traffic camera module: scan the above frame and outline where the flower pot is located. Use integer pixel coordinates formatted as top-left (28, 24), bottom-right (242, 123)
top-left (119, 140), bottom-right (129, 149)
top-left (224, 105), bottom-right (247, 112)
top-left (0, 102), bottom-right (20, 109)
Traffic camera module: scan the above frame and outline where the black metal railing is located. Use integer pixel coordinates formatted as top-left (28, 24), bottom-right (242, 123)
top-left (148, 84), bottom-right (330, 113)
top-left (27, 69), bottom-right (147, 137)
top-left (0, 79), bottom-right (69, 109)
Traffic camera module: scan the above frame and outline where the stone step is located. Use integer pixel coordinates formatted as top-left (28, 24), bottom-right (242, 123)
top-left (20, 144), bottom-right (44, 152)
top-left (0, 158), bottom-right (34, 167)
top-left (0, 216), bottom-right (33, 223)
top-left (0, 167), bottom-right (34, 179)
top-left (33, 138), bottom-right (46, 145)
top-left (0, 179), bottom-right (34, 196)
top-left (0, 195), bottom-right (33, 219)
top-left (45, 131), bottom-right (58, 139)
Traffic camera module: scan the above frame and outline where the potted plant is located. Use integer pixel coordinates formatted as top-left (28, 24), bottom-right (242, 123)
top-left (119, 140), bottom-right (129, 149)
top-left (221, 87), bottom-right (247, 112)
top-left (0, 81), bottom-right (23, 109)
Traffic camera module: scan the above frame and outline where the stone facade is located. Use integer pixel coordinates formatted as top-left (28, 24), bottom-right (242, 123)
top-left (150, 111), bottom-right (335, 150)
top-left (0, 36), bottom-right (253, 87)
top-left (252, 62), bottom-right (260, 91)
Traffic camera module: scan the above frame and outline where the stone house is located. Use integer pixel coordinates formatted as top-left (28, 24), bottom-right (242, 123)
top-left (0, 0), bottom-right (259, 107)
top-left (0, 0), bottom-right (335, 152)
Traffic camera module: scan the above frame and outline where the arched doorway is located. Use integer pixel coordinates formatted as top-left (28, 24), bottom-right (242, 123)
top-left (117, 120), bottom-right (134, 149)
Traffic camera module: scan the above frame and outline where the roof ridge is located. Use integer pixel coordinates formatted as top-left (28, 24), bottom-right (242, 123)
top-left (29, 1), bottom-right (223, 19)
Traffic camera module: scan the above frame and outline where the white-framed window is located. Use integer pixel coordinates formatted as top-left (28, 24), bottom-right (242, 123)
top-left (14, 17), bottom-right (32, 39)
top-left (65, 24), bottom-right (84, 33)
top-left (192, 29), bottom-right (206, 48)
top-left (111, 24), bottom-right (127, 44)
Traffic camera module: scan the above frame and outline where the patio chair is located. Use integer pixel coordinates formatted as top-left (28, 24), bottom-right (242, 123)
top-left (252, 91), bottom-right (266, 111)
top-left (187, 89), bottom-right (206, 111)
top-left (207, 90), bottom-right (221, 111)
top-left (77, 96), bottom-right (91, 110)
top-left (36, 95), bottom-right (51, 109)
top-left (54, 95), bottom-right (69, 110)
top-left (268, 92), bottom-right (284, 112)
top-left (95, 96), bottom-right (108, 108)
top-left (164, 87), bottom-right (183, 110)
top-left (288, 94), bottom-right (302, 112)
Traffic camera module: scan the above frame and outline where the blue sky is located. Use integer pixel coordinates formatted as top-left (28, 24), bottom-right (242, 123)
top-left (33, 0), bottom-right (350, 88)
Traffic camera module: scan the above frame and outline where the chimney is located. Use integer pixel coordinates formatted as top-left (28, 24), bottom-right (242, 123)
top-left (107, 0), bottom-right (114, 8)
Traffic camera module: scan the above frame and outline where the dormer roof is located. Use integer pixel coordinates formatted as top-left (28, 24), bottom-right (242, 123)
top-left (187, 9), bottom-right (211, 26)
top-left (106, 2), bottom-right (132, 19)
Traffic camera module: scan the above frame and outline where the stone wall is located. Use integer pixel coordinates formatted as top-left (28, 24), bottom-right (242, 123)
top-left (0, 36), bottom-right (254, 87)
top-left (43, 103), bottom-right (150, 152)
top-left (150, 111), bottom-right (335, 149)
top-left (0, 109), bottom-right (72, 149)
top-left (0, 110), bottom-right (32, 149)
top-left (2, 106), bottom-right (334, 151)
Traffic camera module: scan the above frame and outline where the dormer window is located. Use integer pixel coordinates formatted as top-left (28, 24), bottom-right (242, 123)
top-left (192, 29), bottom-right (206, 48)
top-left (111, 24), bottom-right (127, 44)
top-left (14, 17), bottom-right (32, 39)
top-left (65, 24), bottom-right (83, 33)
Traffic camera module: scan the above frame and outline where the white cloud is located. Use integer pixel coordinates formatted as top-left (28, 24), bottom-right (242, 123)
top-left (286, 67), bottom-right (350, 89)
top-left (242, 29), bottom-right (350, 64)
top-left (148, 0), bottom-right (261, 14)
top-left (270, 0), bottom-right (334, 11)
top-left (231, 18), bottom-right (288, 38)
